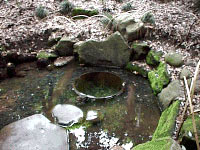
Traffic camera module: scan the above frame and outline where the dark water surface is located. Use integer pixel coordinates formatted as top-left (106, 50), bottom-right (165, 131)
top-left (0, 61), bottom-right (160, 150)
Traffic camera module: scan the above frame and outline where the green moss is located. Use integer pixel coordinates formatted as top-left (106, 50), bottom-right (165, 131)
top-left (179, 114), bottom-right (200, 141)
top-left (133, 137), bottom-right (177, 150)
top-left (152, 100), bottom-right (180, 140)
top-left (131, 42), bottom-right (150, 60)
top-left (66, 121), bottom-right (92, 130)
top-left (126, 62), bottom-right (148, 77)
top-left (146, 50), bottom-right (162, 66)
top-left (72, 8), bottom-right (98, 18)
top-left (37, 51), bottom-right (57, 59)
top-left (0, 45), bottom-right (6, 51)
top-left (148, 62), bottom-right (170, 95)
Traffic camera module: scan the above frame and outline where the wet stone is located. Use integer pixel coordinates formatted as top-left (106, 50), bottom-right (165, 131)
top-left (54, 56), bottom-right (74, 67)
top-left (52, 104), bottom-right (83, 126)
top-left (0, 114), bottom-right (69, 150)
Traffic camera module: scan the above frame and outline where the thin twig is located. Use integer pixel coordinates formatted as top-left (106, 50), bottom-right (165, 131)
top-left (184, 76), bottom-right (200, 150)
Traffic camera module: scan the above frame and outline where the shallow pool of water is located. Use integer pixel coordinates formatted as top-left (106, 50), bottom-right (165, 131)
top-left (0, 61), bottom-right (160, 149)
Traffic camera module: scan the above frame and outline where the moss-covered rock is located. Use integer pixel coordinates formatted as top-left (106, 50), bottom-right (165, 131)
top-left (146, 50), bottom-right (162, 66)
top-left (37, 51), bottom-right (58, 59)
top-left (179, 114), bottom-right (200, 143)
top-left (165, 53), bottom-right (184, 67)
top-left (148, 62), bottom-right (170, 95)
top-left (133, 137), bottom-right (181, 150)
top-left (132, 42), bottom-right (150, 60)
top-left (126, 62), bottom-right (148, 77)
top-left (72, 8), bottom-right (98, 18)
top-left (152, 100), bottom-right (180, 140)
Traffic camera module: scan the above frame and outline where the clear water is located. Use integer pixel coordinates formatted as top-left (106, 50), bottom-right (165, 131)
top-left (0, 61), bottom-right (160, 149)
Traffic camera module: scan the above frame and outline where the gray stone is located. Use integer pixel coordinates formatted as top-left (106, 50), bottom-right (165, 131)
top-left (141, 12), bottom-right (155, 24)
top-left (180, 67), bottom-right (191, 80)
top-left (113, 12), bottom-right (146, 41)
top-left (131, 42), bottom-right (150, 60)
top-left (54, 56), bottom-right (74, 67)
top-left (74, 31), bottom-right (131, 67)
top-left (165, 53), bottom-right (184, 67)
top-left (55, 37), bottom-right (75, 56)
top-left (0, 114), bottom-right (68, 150)
top-left (158, 80), bottom-right (182, 110)
top-left (52, 104), bottom-right (83, 126)
top-left (195, 79), bottom-right (200, 94)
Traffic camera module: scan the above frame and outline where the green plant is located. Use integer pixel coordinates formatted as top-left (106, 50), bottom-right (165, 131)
top-left (60, 0), bottom-right (74, 15)
top-left (35, 5), bottom-right (48, 19)
top-left (114, 0), bottom-right (123, 3)
top-left (121, 3), bottom-right (133, 11)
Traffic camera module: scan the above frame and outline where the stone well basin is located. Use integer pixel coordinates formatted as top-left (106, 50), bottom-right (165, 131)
top-left (73, 72), bottom-right (125, 99)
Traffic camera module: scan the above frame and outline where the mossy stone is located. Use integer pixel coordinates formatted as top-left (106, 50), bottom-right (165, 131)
top-left (179, 67), bottom-right (191, 80)
top-left (72, 8), bottom-right (98, 18)
top-left (133, 137), bottom-right (181, 150)
top-left (132, 42), bottom-right (150, 60)
top-left (179, 114), bottom-right (200, 142)
top-left (148, 62), bottom-right (170, 95)
top-left (152, 100), bottom-right (180, 140)
top-left (126, 62), bottom-right (148, 77)
top-left (146, 50), bottom-right (162, 66)
top-left (165, 53), bottom-right (184, 67)
top-left (37, 51), bottom-right (58, 59)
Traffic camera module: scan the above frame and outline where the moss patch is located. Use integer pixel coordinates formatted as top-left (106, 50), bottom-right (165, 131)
top-left (152, 100), bottom-right (180, 140)
top-left (179, 114), bottom-right (200, 141)
top-left (126, 62), bottom-right (148, 77)
top-left (146, 50), bottom-right (162, 66)
top-left (37, 51), bottom-right (57, 59)
top-left (72, 8), bottom-right (98, 18)
top-left (148, 62), bottom-right (170, 95)
top-left (133, 137), bottom-right (179, 150)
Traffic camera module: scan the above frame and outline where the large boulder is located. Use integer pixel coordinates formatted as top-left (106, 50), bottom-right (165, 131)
top-left (74, 31), bottom-right (131, 67)
top-left (55, 37), bottom-right (75, 56)
top-left (113, 12), bottom-right (146, 41)
top-left (133, 137), bottom-right (181, 150)
top-left (52, 104), bottom-right (83, 126)
top-left (158, 80), bottom-right (182, 110)
top-left (165, 53), bottom-right (184, 67)
top-left (0, 114), bottom-right (69, 150)
top-left (148, 62), bottom-right (170, 95)
top-left (152, 100), bottom-right (180, 140)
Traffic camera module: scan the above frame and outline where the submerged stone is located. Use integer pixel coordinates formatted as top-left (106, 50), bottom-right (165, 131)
top-left (126, 62), bottom-right (148, 77)
top-left (165, 53), bottom-right (184, 67)
top-left (148, 62), bottom-right (170, 95)
top-left (131, 42), bottom-right (150, 60)
top-left (146, 50), bottom-right (162, 66)
top-left (133, 137), bottom-right (181, 150)
top-left (74, 31), bottom-right (131, 67)
top-left (158, 80), bottom-right (182, 110)
top-left (152, 100), bottom-right (180, 140)
top-left (0, 114), bottom-right (69, 150)
top-left (52, 104), bottom-right (83, 126)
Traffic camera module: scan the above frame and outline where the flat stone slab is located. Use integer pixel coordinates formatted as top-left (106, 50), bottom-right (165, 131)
top-left (52, 104), bottom-right (83, 126)
top-left (0, 114), bottom-right (69, 150)
top-left (54, 56), bottom-right (74, 67)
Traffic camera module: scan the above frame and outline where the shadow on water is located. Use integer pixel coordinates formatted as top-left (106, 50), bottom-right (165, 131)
top-left (0, 62), bottom-right (160, 150)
